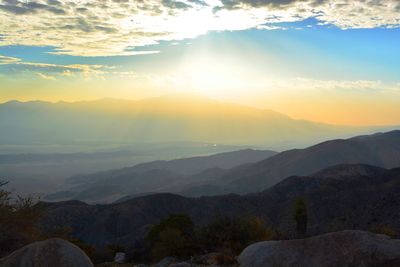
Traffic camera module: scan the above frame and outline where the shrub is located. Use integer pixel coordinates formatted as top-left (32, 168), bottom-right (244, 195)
top-left (369, 224), bottom-right (397, 239)
top-left (198, 216), bottom-right (274, 255)
top-left (293, 197), bottom-right (308, 237)
top-left (108, 243), bottom-right (126, 254)
top-left (145, 214), bottom-right (197, 262)
top-left (0, 181), bottom-right (43, 257)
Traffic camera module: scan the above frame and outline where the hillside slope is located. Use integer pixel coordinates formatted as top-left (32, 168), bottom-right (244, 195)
top-left (192, 130), bottom-right (400, 194)
top-left (39, 164), bottom-right (400, 249)
top-left (46, 149), bottom-right (277, 203)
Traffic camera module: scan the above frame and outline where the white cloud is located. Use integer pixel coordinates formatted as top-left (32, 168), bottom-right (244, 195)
top-left (0, 0), bottom-right (398, 56)
top-left (0, 55), bottom-right (20, 64)
top-left (0, 54), bottom-right (113, 78)
top-left (273, 78), bottom-right (400, 93)
top-left (36, 72), bottom-right (56, 80)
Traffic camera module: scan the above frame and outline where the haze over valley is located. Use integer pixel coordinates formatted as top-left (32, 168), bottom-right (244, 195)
top-left (1, 95), bottom-right (396, 198)
top-left (1, 0), bottom-right (400, 266)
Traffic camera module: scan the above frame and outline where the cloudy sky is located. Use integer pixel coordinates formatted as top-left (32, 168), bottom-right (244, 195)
top-left (0, 0), bottom-right (399, 125)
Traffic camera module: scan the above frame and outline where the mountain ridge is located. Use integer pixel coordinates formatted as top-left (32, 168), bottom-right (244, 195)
top-left (197, 130), bottom-right (400, 194)
top-left (39, 163), bottom-right (400, 250)
top-left (45, 148), bottom-right (277, 203)
top-left (0, 95), bottom-right (385, 149)
top-left (46, 130), bottom-right (400, 202)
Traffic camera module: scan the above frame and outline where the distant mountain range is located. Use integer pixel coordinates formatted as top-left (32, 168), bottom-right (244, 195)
top-left (0, 95), bottom-right (384, 150)
top-left (39, 163), bottom-right (400, 249)
top-left (45, 149), bottom-right (277, 203)
top-left (0, 142), bottom-right (247, 196)
top-left (197, 130), bottom-right (400, 194)
top-left (46, 130), bottom-right (400, 202)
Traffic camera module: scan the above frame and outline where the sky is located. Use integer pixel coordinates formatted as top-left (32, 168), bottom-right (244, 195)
top-left (0, 0), bottom-right (399, 126)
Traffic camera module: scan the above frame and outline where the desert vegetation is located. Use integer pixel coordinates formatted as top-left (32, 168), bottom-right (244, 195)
top-left (0, 181), bottom-right (42, 257)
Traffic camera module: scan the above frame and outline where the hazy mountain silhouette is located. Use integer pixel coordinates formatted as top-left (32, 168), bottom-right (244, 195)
top-left (45, 149), bottom-right (277, 203)
top-left (50, 130), bottom-right (400, 202)
top-left (39, 163), bottom-right (400, 249)
top-left (0, 142), bottom-right (246, 196)
top-left (189, 130), bottom-right (400, 194)
top-left (0, 95), bottom-right (380, 150)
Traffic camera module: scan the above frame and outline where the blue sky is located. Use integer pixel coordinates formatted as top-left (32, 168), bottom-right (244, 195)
top-left (1, 18), bottom-right (398, 81)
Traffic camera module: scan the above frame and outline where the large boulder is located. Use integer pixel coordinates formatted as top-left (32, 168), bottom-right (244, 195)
top-left (238, 230), bottom-right (400, 267)
top-left (0, 238), bottom-right (94, 267)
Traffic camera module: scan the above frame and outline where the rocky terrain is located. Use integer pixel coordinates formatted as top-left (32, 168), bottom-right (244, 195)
top-left (3, 231), bottom-right (400, 267)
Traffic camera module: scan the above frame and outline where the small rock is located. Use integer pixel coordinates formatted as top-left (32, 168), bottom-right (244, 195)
top-left (152, 256), bottom-right (177, 267)
top-left (114, 252), bottom-right (126, 263)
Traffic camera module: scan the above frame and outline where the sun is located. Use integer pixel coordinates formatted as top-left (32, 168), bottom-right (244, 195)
top-left (175, 57), bottom-right (252, 98)
top-left (186, 60), bottom-right (231, 89)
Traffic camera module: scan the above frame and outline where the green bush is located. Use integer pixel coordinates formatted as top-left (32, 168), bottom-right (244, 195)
top-left (198, 216), bottom-right (274, 255)
top-left (145, 214), bottom-right (197, 262)
top-left (293, 197), bottom-right (308, 237)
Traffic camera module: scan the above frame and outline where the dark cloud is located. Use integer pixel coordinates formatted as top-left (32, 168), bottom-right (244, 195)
top-left (0, 0), bottom-right (66, 15)
top-left (162, 0), bottom-right (192, 10)
top-left (57, 18), bottom-right (118, 34)
top-left (217, 0), bottom-right (323, 10)
top-left (75, 7), bottom-right (88, 13)
top-left (95, 26), bottom-right (118, 34)
top-left (47, 0), bottom-right (62, 6)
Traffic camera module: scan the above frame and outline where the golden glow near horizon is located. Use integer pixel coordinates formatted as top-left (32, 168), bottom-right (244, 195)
top-left (1, 48), bottom-right (400, 126)
top-left (1, 74), bottom-right (400, 126)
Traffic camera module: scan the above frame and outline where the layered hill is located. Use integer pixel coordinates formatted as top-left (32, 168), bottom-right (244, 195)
top-left (45, 149), bottom-right (277, 203)
top-left (189, 130), bottom-right (400, 194)
top-left (51, 130), bottom-right (400, 201)
top-left (39, 164), bottom-right (400, 249)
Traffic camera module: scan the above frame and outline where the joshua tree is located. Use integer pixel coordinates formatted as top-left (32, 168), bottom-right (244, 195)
top-left (293, 197), bottom-right (308, 238)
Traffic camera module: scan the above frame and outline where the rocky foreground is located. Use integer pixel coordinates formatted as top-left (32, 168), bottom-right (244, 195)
top-left (238, 230), bottom-right (400, 267)
top-left (2, 230), bottom-right (400, 267)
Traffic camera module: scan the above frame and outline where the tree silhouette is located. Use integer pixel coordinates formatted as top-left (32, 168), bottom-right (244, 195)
top-left (293, 197), bottom-right (308, 238)
top-left (0, 180), bottom-right (43, 257)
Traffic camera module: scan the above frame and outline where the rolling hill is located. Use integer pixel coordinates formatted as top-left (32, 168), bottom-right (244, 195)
top-left (50, 130), bottom-right (400, 202)
top-left (45, 149), bottom-right (277, 203)
top-left (188, 130), bottom-right (400, 194)
top-left (39, 163), bottom-right (400, 250)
